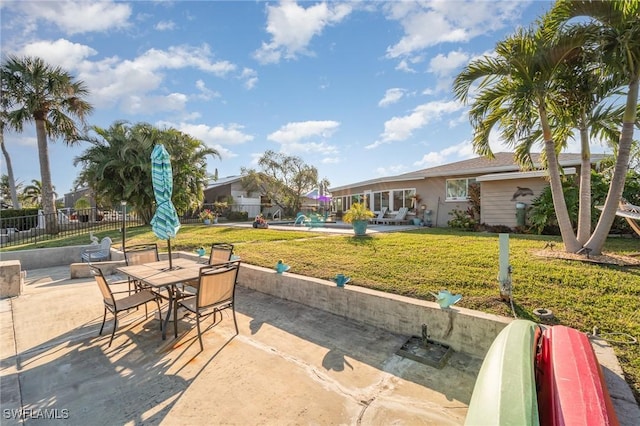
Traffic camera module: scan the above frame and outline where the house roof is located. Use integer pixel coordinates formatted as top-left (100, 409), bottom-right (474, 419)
top-left (205, 175), bottom-right (242, 189)
top-left (329, 152), bottom-right (607, 192)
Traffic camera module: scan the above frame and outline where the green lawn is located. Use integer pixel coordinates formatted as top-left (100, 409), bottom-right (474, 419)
top-left (6, 224), bottom-right (640, 401)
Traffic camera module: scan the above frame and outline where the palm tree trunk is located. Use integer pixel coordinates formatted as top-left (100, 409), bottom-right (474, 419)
top-left (0, 131), bottom-right (21, 209)
top-left (35, 118), bottom-right (58, 234)
top-left (545, 140), bottom-right (582, 252)
top-left (585, 78), bottom-right (638, 255)
top-left (576, 118), bottom-right (591, 244)
top-left (540, 107), bottom-right (581, 252)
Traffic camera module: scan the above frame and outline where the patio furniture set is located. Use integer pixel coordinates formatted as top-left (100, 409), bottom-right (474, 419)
top-left (89, 242), bottom-right (239, 349)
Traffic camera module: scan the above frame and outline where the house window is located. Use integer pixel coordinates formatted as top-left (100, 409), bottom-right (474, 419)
top-left (446, 178), bottom-right (476, 201)
top-left (373, 191), bottom-right (390, 211)
top-left (392, 189), bottom-right (415, 211)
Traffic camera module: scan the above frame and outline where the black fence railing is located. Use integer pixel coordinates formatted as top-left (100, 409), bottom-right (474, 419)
top-left (1, 203), bottom-right (338, 249)
top-left (0, 208), bottom-right (144, 249)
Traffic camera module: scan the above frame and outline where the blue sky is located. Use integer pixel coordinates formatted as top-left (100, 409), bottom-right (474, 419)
top-left (2, 0), bottom-right (607, 197)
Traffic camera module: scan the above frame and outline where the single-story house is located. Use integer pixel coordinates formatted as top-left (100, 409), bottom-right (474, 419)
top-left (328, 152), bottom-right (606, 229)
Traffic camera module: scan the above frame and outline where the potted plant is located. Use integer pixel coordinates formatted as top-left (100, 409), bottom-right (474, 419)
top-left (199, 209), bottom-right (214, 225)
top-left (253, 214), bottom-right (269, 229)
top-left (212, 201), bottom-right (228, 223)
top-left (342, 202), bottom-right (374, 236)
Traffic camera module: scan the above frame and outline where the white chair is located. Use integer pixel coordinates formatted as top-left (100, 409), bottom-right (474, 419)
top-left (370, 207), bottom-right (388, 224)
top-left (81, 237), bottom-right (113, 262)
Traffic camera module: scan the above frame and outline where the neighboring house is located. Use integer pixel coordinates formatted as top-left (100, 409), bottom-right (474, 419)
top-left (63, 187), bottom-right (95, 210)
top-left (329, 152), bottom-right (606, 229)
top-left (203, 176), bottom-right (262, 218)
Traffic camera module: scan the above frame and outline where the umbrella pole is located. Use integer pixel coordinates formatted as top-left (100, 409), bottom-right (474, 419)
top-left (168, 238), bottom-right (173, 269)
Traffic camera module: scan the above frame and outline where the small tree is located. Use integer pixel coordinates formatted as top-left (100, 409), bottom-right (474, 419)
top-left (240, 150), bottom-right (326, 215)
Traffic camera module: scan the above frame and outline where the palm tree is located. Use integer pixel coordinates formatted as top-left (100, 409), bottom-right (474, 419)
top-left (1, 55), bottom-right (92, 233)
top-left (453, 27), bottom-right (584, 252)
top-left (544, 0), bottom-right (640, 253)
top-left (0, 85), bottom-right (21, 209)
top-left (22, 179), bottom-right (53, 207)
top-left (74, 122), bottom-right (218, 223)
top-left (0, 174), bottom-right (23, 207)
top-left (547, 40), bottom-right (627, 244)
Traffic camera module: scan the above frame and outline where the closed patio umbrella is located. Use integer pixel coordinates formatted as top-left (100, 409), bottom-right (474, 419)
top-left (150, 144), bottom-right (181, 270)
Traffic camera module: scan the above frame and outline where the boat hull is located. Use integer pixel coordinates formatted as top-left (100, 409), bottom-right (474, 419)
top-left (465, 319), bottom-right (540, 426)
top-left (536, 325), bottom-right (619, 426)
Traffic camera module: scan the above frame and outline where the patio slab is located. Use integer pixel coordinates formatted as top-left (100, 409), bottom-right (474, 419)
top-left (1, 266), bottom-right (481, 425)
top-left (2, 265), bottom-right (638, 425)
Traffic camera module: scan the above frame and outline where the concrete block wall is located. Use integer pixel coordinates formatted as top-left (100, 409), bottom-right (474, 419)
top-left (0, 260), bottom-right (24, 298)
top-left (0, 245), bottom-right (123, 270)
top-left (238, 264), bottom-right (510, 358)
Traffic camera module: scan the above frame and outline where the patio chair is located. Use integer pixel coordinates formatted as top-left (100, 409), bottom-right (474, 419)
top-left (378, 207), bottom-right (409, 225)
top-left (124, 243), bottom-right (160, 292)
top-left (208, 242), bottom-right (234, 264)
top-left (90, 265), bottom-right (162, 347)
top-left (370, 207), bottom-right (388, 224)
top-left (180, 243), bottom-right (235, 295)
top-left (174, 260), bottom-right (241, 350)
top-left (81, 237), bottom-right (113, 262)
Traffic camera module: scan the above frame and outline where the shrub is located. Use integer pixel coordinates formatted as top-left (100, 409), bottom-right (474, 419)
top-left (227, 211), bottom-right (249, 221)
top-left (448, 208), bottom-right (477, 231)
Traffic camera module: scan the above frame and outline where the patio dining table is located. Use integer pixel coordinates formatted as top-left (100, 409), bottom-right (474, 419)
top-left (117, 258), bottom-right (203, 340)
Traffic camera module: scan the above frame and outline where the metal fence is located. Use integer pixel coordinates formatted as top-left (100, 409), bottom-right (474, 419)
top-left (0, 208), bottom-right (144, 248)
top-left (0, 203), bottom-right (329, 249)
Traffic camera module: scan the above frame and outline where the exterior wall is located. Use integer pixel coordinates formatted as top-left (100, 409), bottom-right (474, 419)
top-left (330, 176), bottom-right (472, 228)
top-left (480, 177), bottom-right (547, 227)
top-left (63, 188), bottom-right (95, 209)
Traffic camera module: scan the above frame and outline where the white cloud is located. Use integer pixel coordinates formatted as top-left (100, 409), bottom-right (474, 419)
top-left (268, 120), bottom-right (341, 155)
top-left (384, 0), bottom-right (530, 58)
top-left (239, 68), bottom-right (258, 90)
top-left (18, 40), bottom-right (239, 114)
top-left (428, 49), bottom-right (470, 77)
top-left (194, 80), bottom-right (220, 101)
top-left (253, 1), bottom-right (353, 64)
top-left (378, 88), bottom-right (405, 107)
top-left (413, 141), bottom-right (476, 168)
top-left (155, 20), bottom-right (176, 31)
top-left (268, 120), bottom-right (340, 144)
top-left (374, 164), bottom-right (410, 177)
top-left (395, 59), bottom-right (417, 73)
top-left (9, 0), bottom-right (131, 35)
top-left (21, 39), bottom-right (97, 70)
top-left (174, 123), bottom-right (254, 146)
top-left (123, 92), bottom-right (188, 115)
top-left (367, 100), bottom-right (464, 149)
top-left (155, 121), bottom-right (254, 160)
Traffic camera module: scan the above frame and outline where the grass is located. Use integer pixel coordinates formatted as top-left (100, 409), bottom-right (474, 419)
top-left (6, 223), bottom-right (640, 401)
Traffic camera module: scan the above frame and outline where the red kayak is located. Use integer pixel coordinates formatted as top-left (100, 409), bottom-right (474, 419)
top-left (536, 325), bottom-right (619, 426)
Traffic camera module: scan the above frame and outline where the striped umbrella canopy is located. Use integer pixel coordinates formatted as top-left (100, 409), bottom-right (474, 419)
top-left (150, 144), bottom-right (181, 269)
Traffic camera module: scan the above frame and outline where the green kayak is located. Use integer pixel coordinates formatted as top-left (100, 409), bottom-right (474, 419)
top-left (465, 319), bottom-right (540, 426)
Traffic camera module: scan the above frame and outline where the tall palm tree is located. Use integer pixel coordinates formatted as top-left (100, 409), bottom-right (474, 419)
top-left (547, 40), bottom-right (627, 244)
top-left (545, 0), bottom-right (640, 253)
top-left (453, 27), bottom-right (584, 252)
top-left (1, 55), bottom-right (92, 233)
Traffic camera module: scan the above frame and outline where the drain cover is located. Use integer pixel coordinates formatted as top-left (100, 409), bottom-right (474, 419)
top-left (397, 336), bottom-right (453, 369)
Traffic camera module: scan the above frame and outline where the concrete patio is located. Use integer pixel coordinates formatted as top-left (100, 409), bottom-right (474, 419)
top-left (1, 262), bottom-right (638, 425)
